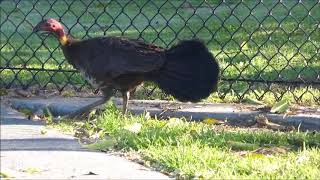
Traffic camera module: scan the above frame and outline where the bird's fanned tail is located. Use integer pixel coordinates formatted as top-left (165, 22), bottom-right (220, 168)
top-left (151, 39), bottom-right (220, 102)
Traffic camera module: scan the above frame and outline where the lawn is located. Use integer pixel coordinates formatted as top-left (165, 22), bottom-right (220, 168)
top-left (49, 103), bottom-right (320, 179)
top-left (0, 0), bottom-right (319, 105)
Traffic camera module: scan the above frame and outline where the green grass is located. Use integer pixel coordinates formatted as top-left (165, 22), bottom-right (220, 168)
top-left (1, 0), bottom-right (319, 105)
top-left (51, 103), bottom-right (320, 179)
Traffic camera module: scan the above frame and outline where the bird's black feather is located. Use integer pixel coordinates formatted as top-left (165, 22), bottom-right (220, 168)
top-left (62, 37), bottom-right (219, 102)
top-left (150, 39), bottom-right (220, 102)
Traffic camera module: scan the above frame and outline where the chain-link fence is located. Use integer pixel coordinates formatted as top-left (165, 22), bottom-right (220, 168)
top-left (1, 0), bottom-right (319, 105)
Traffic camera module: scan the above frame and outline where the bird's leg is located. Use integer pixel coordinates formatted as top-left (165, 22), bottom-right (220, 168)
top-left (54, 87), bottom-right (128, 121)
top-left (122, 91), bottom-right (130, 114)
top-left (63, 97), bottom-right (108, 119)
top-left (57, 87), bottom-right (115, 120)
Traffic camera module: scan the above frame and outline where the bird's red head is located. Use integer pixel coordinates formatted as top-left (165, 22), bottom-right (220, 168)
top-left (33, 18), bottom-right (68, 45)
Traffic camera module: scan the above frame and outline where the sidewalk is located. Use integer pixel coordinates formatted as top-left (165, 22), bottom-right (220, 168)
top-left (0, 102), bottom-right (169, 179)
top-left (9, 97), bottom-right (320, 131)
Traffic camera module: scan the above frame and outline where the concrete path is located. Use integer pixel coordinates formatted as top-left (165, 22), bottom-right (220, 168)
top-left (0, 102), bottom-right (169, 179)
top-left (8, 96), bottom-right (320, 131)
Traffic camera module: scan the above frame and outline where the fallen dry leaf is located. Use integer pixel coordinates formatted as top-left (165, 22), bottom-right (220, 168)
top-left (203, 118), bottom-right (224, 125)
top-left (254, 115), bottom-right (294, 131)
top-left (84, 171), bottom-right (98, 175)
top-left (254, 146), bottom-right (290, 155)
top-left (227, 141), bottom-right (259, 151)
top-left (82, 138), bottom-right (116, 151)
top-left (20, 167), bottom-right (41, 174)
top-left (40, 129), bottom-right (47, 135)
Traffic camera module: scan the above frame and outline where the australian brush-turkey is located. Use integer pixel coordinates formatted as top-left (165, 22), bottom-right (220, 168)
top-left (33, 18), bottom-right (220, 117)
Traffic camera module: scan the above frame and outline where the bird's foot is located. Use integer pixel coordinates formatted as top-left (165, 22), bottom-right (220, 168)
top-left (54, 108), bottom-right (103, 122)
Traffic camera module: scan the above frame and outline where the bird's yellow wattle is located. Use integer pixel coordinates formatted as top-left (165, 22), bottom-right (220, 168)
top-left (59, 35), bottom-right (68, 45)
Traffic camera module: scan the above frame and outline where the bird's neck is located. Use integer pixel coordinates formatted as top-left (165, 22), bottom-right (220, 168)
top-left (56, 29), bottom-right (74, 46)
top-left (59, 35), bottom-right (68, 45)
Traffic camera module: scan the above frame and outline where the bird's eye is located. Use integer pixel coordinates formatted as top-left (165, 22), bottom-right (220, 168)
top-left (52, 25), bottom-right (55, 28)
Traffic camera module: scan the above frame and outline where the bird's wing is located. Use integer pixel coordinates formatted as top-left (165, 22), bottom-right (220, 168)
top-left (92, 37), bottom-right (166, 78)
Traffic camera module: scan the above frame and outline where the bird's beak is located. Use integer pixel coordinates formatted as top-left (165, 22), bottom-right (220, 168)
top-left (33, 24), bottom-right (41, 33)
top-left (33, 19), bottom-right (47, 33)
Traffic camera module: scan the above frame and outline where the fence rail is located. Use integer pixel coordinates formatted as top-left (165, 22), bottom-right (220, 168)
top-left (1, 0), bottom-right (319, 104)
